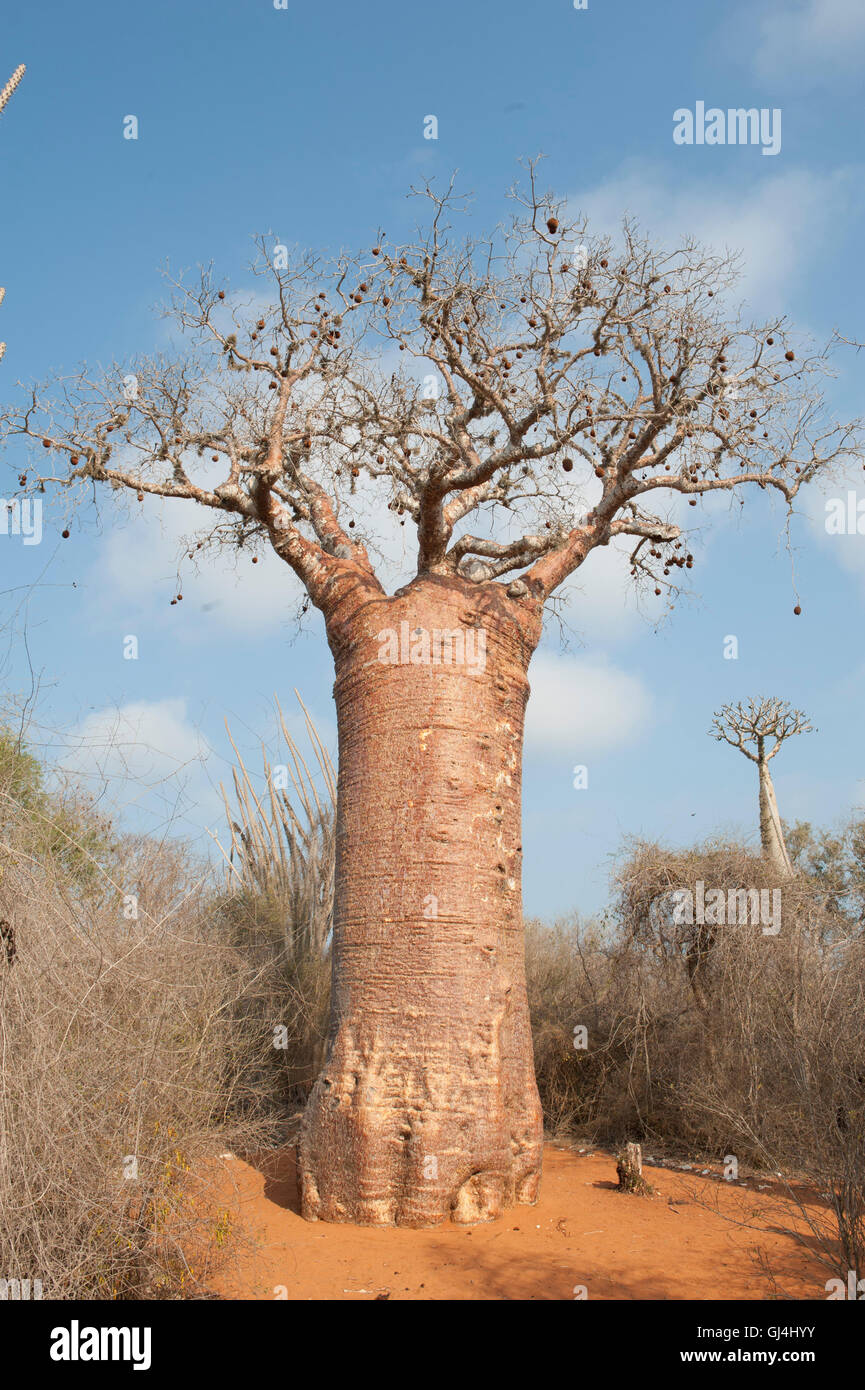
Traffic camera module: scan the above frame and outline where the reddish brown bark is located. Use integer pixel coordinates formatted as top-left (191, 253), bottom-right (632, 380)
top-left (299, 574), bottom-right (545, 1226)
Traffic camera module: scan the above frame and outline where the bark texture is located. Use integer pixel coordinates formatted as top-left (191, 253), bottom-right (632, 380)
top-left (299, 574), bottom-right (545, 1226)
top-left (757, 757), bottom-right (793, 877)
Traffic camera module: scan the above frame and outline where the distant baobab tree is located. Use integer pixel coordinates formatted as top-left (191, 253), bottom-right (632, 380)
top-left (2, 167), bottom-right (858, 1227)
top-left (0, 63), bottom-right (25, 365)
top-left (710, 697), bottom-right (814, 876)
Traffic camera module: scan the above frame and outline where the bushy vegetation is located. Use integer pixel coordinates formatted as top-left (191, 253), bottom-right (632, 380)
top-left (2, 710), bottom-right (862, 1294)
top-left (0, 730), bottom-right (276, 1299)
top-left (526, 832), bottom-right (865, 1283)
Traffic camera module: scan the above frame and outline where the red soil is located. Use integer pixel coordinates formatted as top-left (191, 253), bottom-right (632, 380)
top-left (206, 1143), bottom-right (830, 1301)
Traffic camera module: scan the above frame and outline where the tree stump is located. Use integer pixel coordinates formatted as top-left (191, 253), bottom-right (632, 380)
top-left (616, 1142), bottom-right (651, 1195)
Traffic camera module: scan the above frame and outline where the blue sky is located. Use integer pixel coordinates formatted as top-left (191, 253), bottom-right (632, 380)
top-left (1, 0), bottom-right (864, 917)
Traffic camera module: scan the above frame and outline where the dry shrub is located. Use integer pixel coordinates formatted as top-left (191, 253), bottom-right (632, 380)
top-left (7, 693), bottom-right (861, 1290)
top-left (526, 832), bottom-right (865, 1284)
top-left (525, 915), bottom-right (655, 1139)
top-left (612, 837), bottom-right (858, 1156)
top-left (0, 782), bottom-right (269, 1299)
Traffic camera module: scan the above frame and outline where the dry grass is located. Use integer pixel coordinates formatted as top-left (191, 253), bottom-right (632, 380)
top-left (0, 767), bottom-right (273, 1298)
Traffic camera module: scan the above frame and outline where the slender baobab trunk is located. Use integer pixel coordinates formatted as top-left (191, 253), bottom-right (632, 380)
top-left (299, 575), bottom-right (544, 1226)
top-left (757, 756), bottom-right (793, 877)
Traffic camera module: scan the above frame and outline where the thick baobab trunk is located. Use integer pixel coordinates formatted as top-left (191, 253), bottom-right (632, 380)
top-left (299, 574), bottom-right (544, 1226)
top-left (757, 757), bottom-right (793, 877)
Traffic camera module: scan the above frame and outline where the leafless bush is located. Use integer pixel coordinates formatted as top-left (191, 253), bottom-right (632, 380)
top-left (678, 909), bottom-right (865, 1287)
top-left (525, 916), bottom-right (660, 1139)
top-left (10, 681), bottom-right (859, 1291)
top-left (526, 909), bottom-right (710, 1148)
top-left (542, 832), bottom-right (865, 1286)
top-left (0, 775), bottom-right (272, 1299)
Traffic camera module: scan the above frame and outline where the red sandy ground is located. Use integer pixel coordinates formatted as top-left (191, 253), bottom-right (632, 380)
top-left (205, 1143), bottom-right (830, 1301)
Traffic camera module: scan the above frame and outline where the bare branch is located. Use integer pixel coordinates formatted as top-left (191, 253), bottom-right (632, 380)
top-left (2, 177), bottom-right (858, 615)
top-left (710, 697), bottom-right (815, 764)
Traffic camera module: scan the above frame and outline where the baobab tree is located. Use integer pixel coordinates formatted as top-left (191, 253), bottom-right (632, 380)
top-left (0, 63), bottom-right (26, 365)
top-left (710, 697), bottom-right (814, 876)
top-left (2, 172), bottom-right (858, 1226)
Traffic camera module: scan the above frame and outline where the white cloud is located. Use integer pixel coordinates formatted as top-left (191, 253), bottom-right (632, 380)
top-left (803, 482), bottom-right (865, 596)
top-left (553, 540), bottom-right (642, 643)
top-left (92, 496), bottom-right (306, 632)
top-left (524, 651), bottom-right (652, 757)
top-left (56, 697), bottom-right (217, 829)
top-left (53, 689), bottom-right (341, 863)
top-left (750, 0), bottom-right (865, 78)
top-left (569, 162), bottom-right (854, 309)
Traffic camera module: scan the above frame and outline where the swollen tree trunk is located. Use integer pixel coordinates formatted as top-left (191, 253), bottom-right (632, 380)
top-left (757, 756), bottom-right (793, 877)
top-left (299, 574), bottom-right (544, 1226)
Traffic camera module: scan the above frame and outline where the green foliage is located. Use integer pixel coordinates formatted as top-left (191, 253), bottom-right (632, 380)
top-left (0, 725), bottom-right (115, 892)
top-left (786, 817), bottom-right (865, 933)
top-left (0, 726), bottom-right (43, 809)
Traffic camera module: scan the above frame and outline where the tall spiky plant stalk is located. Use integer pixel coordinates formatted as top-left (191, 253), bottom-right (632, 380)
top-left (220, 695), bottom-right (335, 961)
top-left (0, 64), bottom-right (25, 364)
